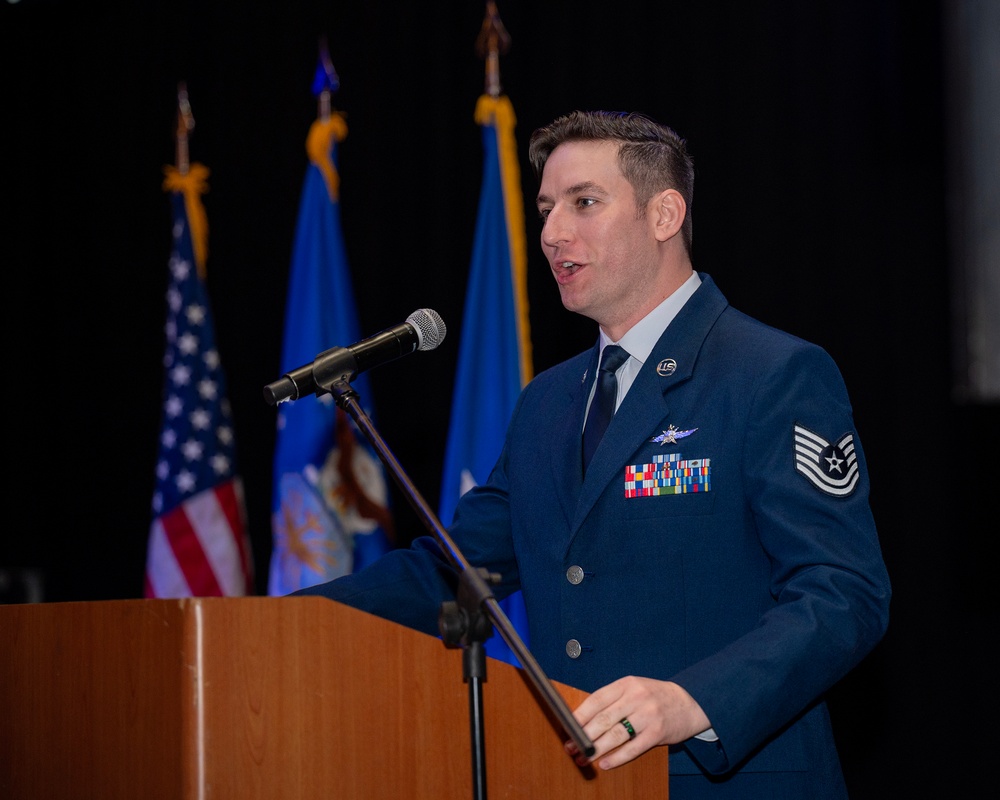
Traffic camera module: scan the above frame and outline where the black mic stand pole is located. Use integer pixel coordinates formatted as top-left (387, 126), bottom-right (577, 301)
top-left (322, 377), bottom-right (595, 800)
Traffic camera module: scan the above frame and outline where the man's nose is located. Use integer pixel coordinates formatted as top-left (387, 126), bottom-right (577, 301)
top-left (541, 207), bottom-right (571, 247)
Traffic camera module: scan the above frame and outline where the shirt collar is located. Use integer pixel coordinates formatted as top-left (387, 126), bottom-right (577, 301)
top-left (599, 271), bottom-right (702, 365)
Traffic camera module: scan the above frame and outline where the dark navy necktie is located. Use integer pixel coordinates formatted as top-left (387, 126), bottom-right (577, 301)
top-left (582, 345), bottom-right (629, 474)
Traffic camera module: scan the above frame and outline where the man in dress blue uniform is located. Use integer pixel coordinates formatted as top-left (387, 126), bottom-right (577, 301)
top-left (296, 110), bottom-right (891, 798)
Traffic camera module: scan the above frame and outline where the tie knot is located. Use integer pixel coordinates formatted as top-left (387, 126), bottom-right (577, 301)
top-left (599, 345), bottom-right (629, 374)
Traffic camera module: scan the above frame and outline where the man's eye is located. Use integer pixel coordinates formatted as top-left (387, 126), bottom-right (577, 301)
top-left (577, 198), bottom-right (597, 208)
top-left (538, 208), bottom-right (551, 220)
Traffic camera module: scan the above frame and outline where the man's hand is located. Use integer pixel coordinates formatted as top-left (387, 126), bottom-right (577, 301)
top-left (565, 676), bottom-right (711, 770)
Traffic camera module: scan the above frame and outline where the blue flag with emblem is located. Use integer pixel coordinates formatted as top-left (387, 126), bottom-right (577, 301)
top-left (438, 93), bottom-right (533, 666)
top-left (268, 61), bottom-right (393, 595)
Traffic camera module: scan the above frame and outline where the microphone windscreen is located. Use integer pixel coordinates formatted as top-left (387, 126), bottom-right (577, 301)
top-left (407, 308), bottom-right (447, 351)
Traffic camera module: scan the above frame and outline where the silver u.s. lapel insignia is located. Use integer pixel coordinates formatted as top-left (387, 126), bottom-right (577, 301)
top-left (656, 358), bottom-right (677, 376)
top-left (650, 424), bottom-right (698, 445)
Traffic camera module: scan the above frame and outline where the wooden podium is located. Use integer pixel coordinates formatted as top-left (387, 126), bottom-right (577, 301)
top-left (1, 597), bottom-right (668, 799)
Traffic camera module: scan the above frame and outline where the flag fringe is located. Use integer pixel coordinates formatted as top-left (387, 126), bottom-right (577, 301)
top-left (163, 164), bottom-right (211, 278)
top-left (306, 113), bottom-right (349, 201)
top-left (475, 94), bottom-right (533, 385)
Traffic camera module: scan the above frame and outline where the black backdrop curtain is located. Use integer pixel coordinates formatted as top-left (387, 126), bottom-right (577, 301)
top-left (4, 1), bottom-right (995, 796)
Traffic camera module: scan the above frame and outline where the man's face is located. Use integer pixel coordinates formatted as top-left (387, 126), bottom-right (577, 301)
top-left (535, 140), bottom-right (659, 335)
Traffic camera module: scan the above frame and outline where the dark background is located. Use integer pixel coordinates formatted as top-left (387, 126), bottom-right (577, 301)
top-left (4, 0), bottom-right (996, 796)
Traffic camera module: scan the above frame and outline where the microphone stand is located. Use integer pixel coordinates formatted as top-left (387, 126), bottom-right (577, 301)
top-left (322, 377), bottom-right (595, 800)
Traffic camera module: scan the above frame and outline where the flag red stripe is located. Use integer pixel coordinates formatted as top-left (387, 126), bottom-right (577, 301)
top-left (160, 502), bottom-right (224, 596)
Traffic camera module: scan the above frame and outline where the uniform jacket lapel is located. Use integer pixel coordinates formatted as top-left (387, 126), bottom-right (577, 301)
top-left (549, 345), bottom-right (600, 528)
top-left (570, 275), bottom-right (729, 534)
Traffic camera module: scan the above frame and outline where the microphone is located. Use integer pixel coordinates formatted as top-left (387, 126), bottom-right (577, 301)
top-left (263, 308), bottom-right (447, 406)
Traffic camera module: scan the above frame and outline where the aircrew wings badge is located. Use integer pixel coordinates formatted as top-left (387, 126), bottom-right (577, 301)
top-left (650, 425), bottom-right (698, 445)
top-left (793, 424), bottom-right (859, 497)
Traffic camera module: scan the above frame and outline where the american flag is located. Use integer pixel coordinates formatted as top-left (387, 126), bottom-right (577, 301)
top-left (145, 185), bottom-right (254, 597)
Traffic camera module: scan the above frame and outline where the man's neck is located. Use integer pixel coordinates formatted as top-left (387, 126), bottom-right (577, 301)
top-left (599, 263), bottom-right (696, 342)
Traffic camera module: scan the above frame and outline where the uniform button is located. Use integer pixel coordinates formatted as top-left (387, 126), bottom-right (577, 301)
top-left (566, 639), bottom-right (582, 659)
top-left (566, 565), bottom-right (584, 585)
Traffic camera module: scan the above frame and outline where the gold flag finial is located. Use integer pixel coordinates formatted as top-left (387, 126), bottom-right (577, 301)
top-left (476, 2), bottom-right (511, 98)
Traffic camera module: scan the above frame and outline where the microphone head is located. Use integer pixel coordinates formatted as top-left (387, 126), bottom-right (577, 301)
top-left (406, 308), bottom-right (446, 351)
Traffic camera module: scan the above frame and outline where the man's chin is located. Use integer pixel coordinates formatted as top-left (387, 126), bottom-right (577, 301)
top-left (557, 287), bottom-right (585, 314)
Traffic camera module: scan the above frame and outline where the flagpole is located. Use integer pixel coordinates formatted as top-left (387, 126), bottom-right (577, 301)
top-left (175, 82), bottom-right (193, 176)
top-left (315, 35), bottom-right (337, 122)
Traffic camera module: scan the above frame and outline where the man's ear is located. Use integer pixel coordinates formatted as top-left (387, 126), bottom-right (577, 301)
top-left (653, 189), bottom-right (686, 243)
